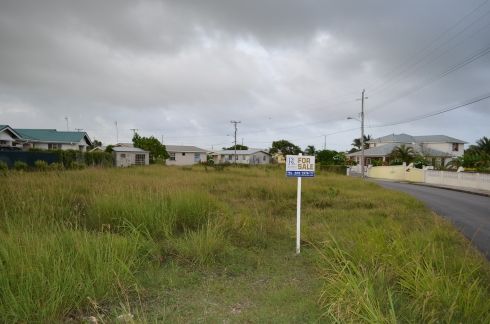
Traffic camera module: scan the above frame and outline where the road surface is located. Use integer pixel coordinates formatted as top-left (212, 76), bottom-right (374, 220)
top-left (375, 180), bottom-right (490, 258)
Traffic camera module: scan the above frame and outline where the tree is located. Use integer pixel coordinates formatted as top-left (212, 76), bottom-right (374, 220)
top-left (223, 144), bottom-right (248, 150)
top-left (88, 139), bottom-right (102, 150)
top-left (389, 144), bottom-right (415, 164)
top-left (105, 145), bottom-right (114, 153)
top-left (269, 140), bottom-right (301, 157)
top-left (316, 149), bottom-right (345, 165)
top-left (132, 132), bottom-right (169, 163)
top-left (351, 135), bottom-right (372, 151)
top-left (304, 145), bottom-right (315, 156)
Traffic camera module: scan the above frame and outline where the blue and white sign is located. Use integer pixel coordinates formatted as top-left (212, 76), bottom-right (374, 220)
top-left (286, 155), bottom-right (315, 178)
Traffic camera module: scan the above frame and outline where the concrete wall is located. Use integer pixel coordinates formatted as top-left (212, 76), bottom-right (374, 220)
top-left (167, 152), bottom-right (206, 166)
top-left (366, 165), bottom-right (489, 191)
top-left (426, 170), bottom-right (490, 191)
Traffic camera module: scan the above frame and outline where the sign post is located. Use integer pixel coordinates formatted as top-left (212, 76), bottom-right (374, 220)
top-left (286, 153), bottom-right (315, 255)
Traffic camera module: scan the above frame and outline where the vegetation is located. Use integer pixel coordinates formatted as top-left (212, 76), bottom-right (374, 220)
top-left (448, 136), bottom-right (490, 171)
top-left (316, 149), bottom-right (347, 166)
top-left (132, 132), bottom-right (169, 163)
top-left (349, 134), bottom-right (372, 153)
top-left (0, 166), bottom-right (488, 322)
top-left (269, 139), bottom-right (302, 157)
top-left (223, 144), bottom-right (248, 150)
top-left (14, 160), bottom-right (28, 171)
top-left (304, 145), bottom-right (316, 155)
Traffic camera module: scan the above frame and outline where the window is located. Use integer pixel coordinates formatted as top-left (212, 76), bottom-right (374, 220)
top-left (182, 152), bottom-right (186, 156)
top-left (0, 140), bottom-right (7, 146)
top-left (48, 143), bottom-right (62, 150)
top-left (194, 153), bottom-right (200, 162)
top-left (135, 154), bottom-right (146, 165)
top-left (242, 155), bottom-right (246, 160)
top-left (228, 155), bottom-right (233, 160)
top-left (120, 153), bottom-right (126, 158)
top-left (452, 143), bottom-right (459, 151)
top-left (79, 145), bottom-right (84, 152)
top-left (263, 155), bottom-right (266, 161)
top-left (169, 153), bottom-right (176, 161)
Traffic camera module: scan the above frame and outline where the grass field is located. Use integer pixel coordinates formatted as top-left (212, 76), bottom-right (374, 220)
top-left (1, 165), bottom-right (489, 322)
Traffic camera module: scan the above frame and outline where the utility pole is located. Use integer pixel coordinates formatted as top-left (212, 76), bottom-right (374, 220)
top-left (75, 128), bottom-right (83, 132)
top-left (64, 117), bottom-right (69, 131)
top-left (323, 135), bottom-right (326, 150)
top-left (230, 120), bottom-right (241, 164)
top-left (360, 89), bottom-right (367, 178)
top-left (130, 128), bottom-right (139, 138)
top-left (115, 121), bottom-right (119, 144)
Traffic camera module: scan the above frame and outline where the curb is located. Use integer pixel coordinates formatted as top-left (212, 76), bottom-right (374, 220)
top-left (362, 177), bottom-right (490, 198)
top-left (409, 182), bottom-right (490, 198)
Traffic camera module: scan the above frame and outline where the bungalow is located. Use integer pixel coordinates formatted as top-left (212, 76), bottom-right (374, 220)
top-left (348, 133), bottom-right (466, 166)
top-left (112, 147), bottom-right (149, 167)
top-left (0, 124), bottom-right (92, 151)
top-left (166, 145), bottom-right (207, 166)
top-left (211, 149), bottom-right (272, 165)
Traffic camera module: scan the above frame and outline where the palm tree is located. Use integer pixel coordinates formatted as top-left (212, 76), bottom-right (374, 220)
top-left (304, 145), bottom-right (316, 155)
top-left (476, 136), bottom-right (490, 154)
top-left (389, 144), bottom-right (415, 164)
top-left (351, 135), bottom-right (372, 151)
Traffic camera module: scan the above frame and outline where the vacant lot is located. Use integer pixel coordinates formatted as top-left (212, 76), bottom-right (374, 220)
top-left (1, 166), bottom-right (489, 322)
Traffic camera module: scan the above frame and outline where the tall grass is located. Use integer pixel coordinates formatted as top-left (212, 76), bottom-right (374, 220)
top-left (0, 165), bottom-right (488, 322)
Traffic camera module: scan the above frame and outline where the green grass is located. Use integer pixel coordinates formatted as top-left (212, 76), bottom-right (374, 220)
top-left (0, 165), bottom-right (489, 322)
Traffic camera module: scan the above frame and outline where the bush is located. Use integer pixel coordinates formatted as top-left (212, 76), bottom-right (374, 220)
top-left (49, 162), bottom-right (64, 171)
top-left (34, 160), bottom-right (48, 171)
top-left (14, 161), bottom-right (28, 171)
top-left (69, 162), bottom-right (86, 170)
top-left (319, 165), bottom-right (348, 175)
top-left (0, 161), bottom-right (8, 175)
top-left (84, 151), bottom-right (113, 167)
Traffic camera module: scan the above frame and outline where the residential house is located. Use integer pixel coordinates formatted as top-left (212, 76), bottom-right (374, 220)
top-left (0, 125), bottom-right (92, 151)
top-left (166, 145), bottom-right (208, 166)
top-left (211, 149), bottom-right (272, 165)
top-left (112, 147), bottom-right (149, 167)
top-left (348, 133), bottom-right (466, 166)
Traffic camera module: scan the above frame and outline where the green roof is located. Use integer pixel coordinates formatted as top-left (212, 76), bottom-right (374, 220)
top-left (14, 128), bottom-right (92, 144)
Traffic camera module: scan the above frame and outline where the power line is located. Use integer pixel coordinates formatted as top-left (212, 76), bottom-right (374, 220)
top-left (369, 42), bottom-right (490, 113)
top-left (369, 1), bottom-right (490, 94)
top-left (369, 92), bottom-right (490, 128)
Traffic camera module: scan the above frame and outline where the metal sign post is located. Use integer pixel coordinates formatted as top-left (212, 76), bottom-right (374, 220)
top-left (286, 153), bottom-right (315, 255)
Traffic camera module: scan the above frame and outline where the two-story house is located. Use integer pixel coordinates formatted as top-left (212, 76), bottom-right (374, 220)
top-left (347, 133), bottom-right (466, 166)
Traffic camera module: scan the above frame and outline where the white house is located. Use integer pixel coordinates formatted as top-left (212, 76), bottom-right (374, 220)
top-left (166, 145), bottom-right (207, 166)
top-left (112, 147), bottom-right (149, 167)
top-left (211, 149), bottom-right (272, 165)
top-left (348, 133), bottom-right (466, 166)
top-left (0, 124), bottom-right (92, 151)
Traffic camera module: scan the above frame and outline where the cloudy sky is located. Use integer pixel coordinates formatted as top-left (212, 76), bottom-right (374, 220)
top-left (1, 0), bottom-right (489, 151)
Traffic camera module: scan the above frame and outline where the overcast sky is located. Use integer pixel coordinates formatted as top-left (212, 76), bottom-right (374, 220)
top-left (1, 0), bottom-right (489, 151)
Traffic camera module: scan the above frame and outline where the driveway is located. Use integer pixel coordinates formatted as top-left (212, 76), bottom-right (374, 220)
top-left (374, 180), bottom-right (490, 258)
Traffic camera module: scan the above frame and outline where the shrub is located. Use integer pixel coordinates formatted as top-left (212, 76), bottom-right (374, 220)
top-left (319, 165), bottom-right (348, 175)
top-left (49, 162), bottom-right (64, 171)
top-left (34, 160), bottom-right (49, 171)
top-left (69, 162), bottom-right (86, 170)
top-left (14, 161), bottom-right (28, 171)
top-left (0, 161), bottom-right (8, 175)
top-left (84, 151), bottom-right (113, 167)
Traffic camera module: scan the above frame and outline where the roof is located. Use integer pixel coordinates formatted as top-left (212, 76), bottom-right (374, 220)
top-left (347, 143), bottom-right (452, 158)
top-left (212, 149), bottom-right (271, 155)
top-left (166, 145), bottom-right (207, 153)
top-left (11, 128), bottom-right (92, 145)
top-left (0, 125), bottom-right (23, 139)
top-left (368, 133), bottom-right (466, 144)
top-left (112, 147), bottom-right (149, 153)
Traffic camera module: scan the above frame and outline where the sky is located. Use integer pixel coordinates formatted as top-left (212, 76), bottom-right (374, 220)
top-left (1, 0), bottom-right (489, 151)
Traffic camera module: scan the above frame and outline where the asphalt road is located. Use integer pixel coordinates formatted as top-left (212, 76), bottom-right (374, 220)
top-left (375, 180), bottom-right (490, 258)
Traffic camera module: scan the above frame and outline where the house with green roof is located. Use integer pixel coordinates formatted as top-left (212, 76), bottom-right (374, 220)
top-left (0, 124), bottom-right (92, 152)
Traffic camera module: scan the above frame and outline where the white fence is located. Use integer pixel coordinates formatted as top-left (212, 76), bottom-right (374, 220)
top-left (425, 170), bottom-right (490, 191)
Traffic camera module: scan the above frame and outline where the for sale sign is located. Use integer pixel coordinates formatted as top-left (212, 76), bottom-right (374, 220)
top-left (286, 155), bottom-right (315, 177)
